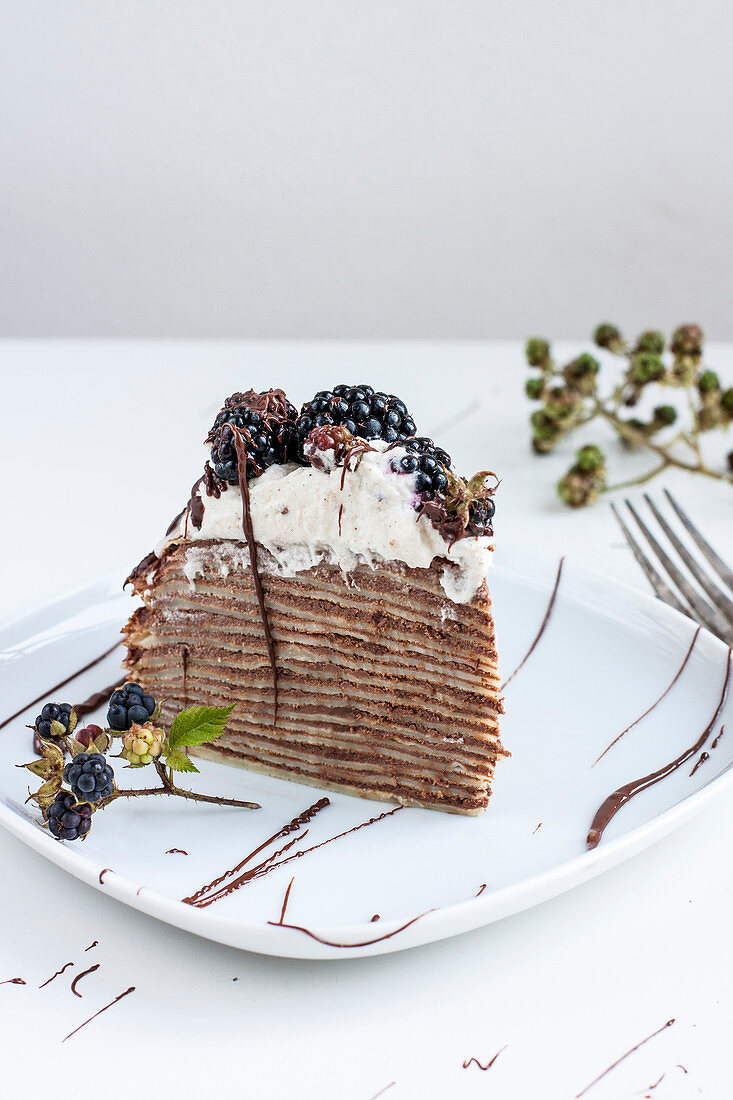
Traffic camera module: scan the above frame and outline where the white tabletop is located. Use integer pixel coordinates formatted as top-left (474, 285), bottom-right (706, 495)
top-left (1, 340), bottom-right (731, 1098)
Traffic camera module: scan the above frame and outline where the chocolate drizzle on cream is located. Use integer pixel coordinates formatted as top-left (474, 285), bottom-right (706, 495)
top-left (501, 557), bottom-right (564, 691)
top-left (587, 649), bottom-right (731, 850)
top-left (0, 642), bottom-right (122, 733)
top-left (593, 626), bottom-right (701, 766)
top-left (229, 424), bottom-right (279, 723)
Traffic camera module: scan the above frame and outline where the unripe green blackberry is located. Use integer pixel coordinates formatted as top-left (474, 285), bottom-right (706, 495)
top-left (575, 444), bottom-right (605, 472)
top-left (671, 324), bottom-right (703, 357)
top-left (635, 330), bottom-right (665, 355)
top-left (629, 353), bottom-right (665, 385)
top-left (722, 388), bottom-right (733, 416)
top-left (121, 723), bottom-right (166, 766)
top-left (525, 338), bottom-right (550, 367)
top-left (698, 370), bottom-right (720, 394)
top-left (593, 323), bottom-right (622, 350)
top-left (525, 377), bottom-right (545, 400)
top-left (653, 404), bottom-right (677, 427)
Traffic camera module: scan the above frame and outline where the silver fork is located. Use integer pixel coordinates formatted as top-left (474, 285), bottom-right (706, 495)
top-left (611, 488), bottom-right (733, 646)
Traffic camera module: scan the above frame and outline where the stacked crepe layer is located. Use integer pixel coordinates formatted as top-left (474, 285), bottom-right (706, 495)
top-left (125, 541), bottom-right (505, 815)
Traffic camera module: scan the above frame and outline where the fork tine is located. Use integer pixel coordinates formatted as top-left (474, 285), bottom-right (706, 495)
top-left (643, 494), bottom-right (733, 625)
top-left (625, 499), bottom-right (733, 641)
top-left (610, 503), bottom-right (692, 618)
top-left (663, 489), bottom-right (733, 597)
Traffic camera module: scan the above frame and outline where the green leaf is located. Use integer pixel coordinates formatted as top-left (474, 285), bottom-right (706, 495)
top-left (168, 705), bottom-right (235, 751)
top-left (166, 748), bottom-right (199, 773)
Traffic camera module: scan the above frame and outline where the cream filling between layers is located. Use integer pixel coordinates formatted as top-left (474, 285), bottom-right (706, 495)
top-left (157, 443), bottom-right (493, 604)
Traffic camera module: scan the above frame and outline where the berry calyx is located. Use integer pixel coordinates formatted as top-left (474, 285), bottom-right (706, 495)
top-left (47, 791), bottom-right (93, 842)
top-left (63, 753), bottom-right (115, 803)
top-left (121, 723), bottom-right (166, 766)
top-left (294, 386), bottom-right (416, 462)
top-left (207, 389), bottom-right (298, 483)
top-left (34, 702), bottom-right (73, 740)
top-left (107, 683), bottom-right (157, 731)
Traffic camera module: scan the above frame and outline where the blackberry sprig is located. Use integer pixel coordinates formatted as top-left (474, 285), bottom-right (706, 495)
top-left (207, 388), bottom-right (298, 483)
top-left (294, 385), bottom-right (416, 462)
top-left (19, 692), bottom-right (261, 841)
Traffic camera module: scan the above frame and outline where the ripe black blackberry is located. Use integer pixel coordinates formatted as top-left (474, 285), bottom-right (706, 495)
top-left (47, 791), bottom-right (93, 841)
top-left (207, 389), bottom-right (298, 483)
top-left (294, 386), bottom-right (417, 461)
top-left (63, 752), bottom-right (115, 803)
top-left (34, 702), bottom-right (73, 740)
top-left (393, 437), bottom-right (452, 496)
top-left (468, 498), bottom-right (496, 535)
top-left (107, 683), bottom-right (156, 731)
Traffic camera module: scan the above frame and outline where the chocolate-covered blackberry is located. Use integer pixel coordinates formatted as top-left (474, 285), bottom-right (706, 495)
top-left (34, 702), bottom-right (73, 740)
top-left (107, 683), bottom-right (156, 731)
top-left (393, 436), bottom-right (451, 496)
top-left (47, 791), bottom-right (93, 841)
top-left (63, 752), bottom-right (115, 804)
top-left (207, 389), bottom-right (298, 483)
top-left (294, 386), bottom-right (417, 462)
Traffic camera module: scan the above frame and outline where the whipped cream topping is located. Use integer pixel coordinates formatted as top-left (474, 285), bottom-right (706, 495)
top-left (157, 443), bottom-right (492, 603)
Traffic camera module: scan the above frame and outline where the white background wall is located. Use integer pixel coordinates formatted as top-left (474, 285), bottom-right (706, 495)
top-left (1, 0), bottom-right (732, 338)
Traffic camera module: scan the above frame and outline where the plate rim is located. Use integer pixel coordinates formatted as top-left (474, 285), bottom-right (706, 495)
top-left (0, 551), bottom-right (730, 958)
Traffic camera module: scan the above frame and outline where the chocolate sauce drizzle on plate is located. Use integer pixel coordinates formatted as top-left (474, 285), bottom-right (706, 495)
top-left (84, 940), bottom-right (98, 952)
top-left (183, 796), bottom-right (331, 907)
top-left (98, 868), bottom-right (114, 884)
top-left (689, 751), bottom-right (709, 777)
top-left (62, 986), bottom-right (136, 1044)
top-left (166, 848), bottom-right (188, 856)
top-left (270, 906), bottom-right (436, 949)
top-left (462, 1045), bottom-right (506, 1071)
top-left (587, 649), bottom-right (731, 850)
top-left (277, 877), bottom-right (295, 924)
top-left (500, 557), bottom-right (564, 691)
top-left (71, 963), bottom-right (100, 998)
top-left (593, 626), bottom-right (701, 766)
top-left (39, 961), bottom-right (73, 988)
top-left (575, 1018), bottom-right (674, 1098)
top-left (74, 681), bottom-right (123, 722)
top-left (0, 642), bottom-right (122, 734)
top-left (0, 977), bottom-right (25, 987)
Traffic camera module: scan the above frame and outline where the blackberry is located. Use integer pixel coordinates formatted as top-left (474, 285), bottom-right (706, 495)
top-left (34, 702), bottom-right (73, 740)
top-left (207, 389), bottom-right (298, 483)
top-left (468, 498), bottom-right (496, 535)
top-left (63, 752), bottom-right (115, 803)
top-left (393, 437), bottom-right (452, 496)
top-left (294, 386), bottom-right (417, 462)
top-left (47, 791), bottom-right (93, 842)
top-left (107, 683), bottom-right (156, 731)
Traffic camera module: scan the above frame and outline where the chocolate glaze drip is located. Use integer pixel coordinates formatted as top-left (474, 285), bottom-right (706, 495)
top-left (62, 986), bottom-right (136, 1044)
top-left (125, 549), bottom-right (159, 587)
top-left (187, 462), bottom-right (228, 532)
top-left (689, 751), bottom-right (709, 777)
top-left (166, 848), bottom-right (188, 855)
top-left (201, 460), bottom-right (227, 498)
top-left (462, 1046), bottom-right (506, 1071)
top-left (98, 868), bottom-right (113, 884)
top-left (593, 626), bottom-right (701, 766)
top-left (84, 941), bottom-right (98, 952)
top-left (277, 877), bottom-right (295, 924)
top-left (39, 961), bottom-right (73, 988)
top-left (230, 424), bottom-right (279, 723)
top-left (575, 1018), bottom-right (674, 1098)
top-left (0, 977), bottom-right (25, 986)
top-left (71, 963), bottom-right (99, 998)
top-left (587, 650), bottom-right (731, 850)
top-left (0, 642), bottom-right (122, 733)
top-left (501, 557), bottom-right (564, 691)
top-left (270, 906), bottom-right (435, 948)
top-left (183, 796), bottom-right (330, 907)
top-left (338, 502), bottom-right (343, 537)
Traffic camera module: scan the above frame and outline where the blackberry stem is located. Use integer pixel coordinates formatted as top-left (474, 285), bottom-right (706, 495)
top-left (102, 760), bottom-right (260, 810)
